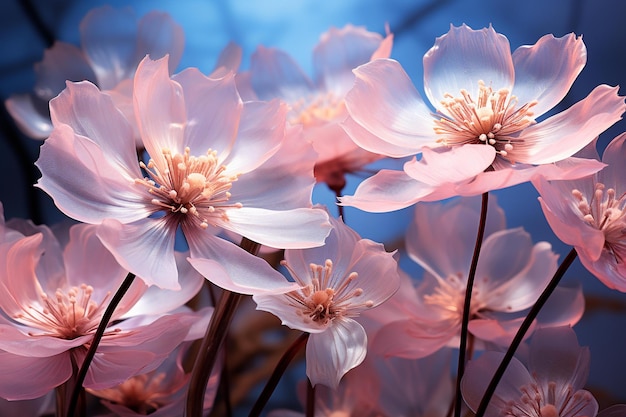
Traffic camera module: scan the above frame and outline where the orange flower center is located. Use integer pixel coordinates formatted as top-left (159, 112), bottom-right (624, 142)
top-left (289, 92), bottom-right (346, 127)
top-left (14, 284), bottom-right (112, 339)
top-left (135, 147), bottom-right (242, 229)
top-left (282, 259), bottom-right (374, 326)
top-left (433, 81), bottom-right (537, 158)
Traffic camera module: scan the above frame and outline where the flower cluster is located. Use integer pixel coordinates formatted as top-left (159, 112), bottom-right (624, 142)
top-left (2, 4), bottom-right (626, 417)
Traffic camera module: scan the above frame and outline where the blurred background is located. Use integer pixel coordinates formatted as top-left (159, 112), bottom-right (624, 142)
top-left (1, 0), bottom-right (625, 413)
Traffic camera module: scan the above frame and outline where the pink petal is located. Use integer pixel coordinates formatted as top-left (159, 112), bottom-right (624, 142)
top-left (223, 207), bottom-right (331, 249)
top-left (0, 321), bottom-right (88, 357)
top-left (535, 177), bottom-right (606, 261)
top-left (334, 239), bottom-right (399, 307)
top-left (512, 84), bottom-right (625, 164)
top-left (0, 233), bottom-right (45, 319)
top-left (346, 59), bottom-right (437, 154)
top-left (536, 284), bottom-right (585, 328)
top-left (49, 80), bottom-right (140, 174)
top-left (172, 68), bottom-right (241, 157)
top-left (249, 45), bottom-right (315, 101)
top-left (341, 115), bottom-right (419, 158)
top-left (122, 251), bottom-right (204, 318)
top-left (284, 213), bottom-right (360, 282)
top-left (85, 313), bottom-right (195, 389)
top-left (254, 292), bottom-right (328, 334)
top-left (79, 6), bottom-right (138, 89)
top-left (371, 319), bottom-right (452, 359)
top-left (339, 169), bottom-right (435, 212)
top-left (528, 326), bottom-right (590, 390)
top-left (34, 42), bottom-right (95, 99)
top-left (306, 318), bottom-right (367, 388)
top-left (186, 234), bottom-right (299, 295)
top-left (461, 352), bottom-right (532, 416)
top-left (483, 239), bottom-right (558, 311)
top-left (231, 125), bottom-right (316, 210)
top-left (210, 41), bottom-right (242, 78)
top-left (512, 33), bottom-right (586, 117)
top-left (4, 94), bottom-right (53, 139)
top-left (579, 251), bottom-right (626, 292)
top-left (63, 224), bottom-right (147, 317)
top-left (469, 317), bottom-right (528, 346)
top-left (224, 99), bottom-right (286, 174)
top-left (462, 156), bottom-right (605, 196)
top-left (423, 24), bottom-right (514, 111)
top-left (97, 218), bottom-right (179, 290)
top-left (403, 144), bottom-right (495, 185)
top-left (0, 351), bottom-right (71, 400)
top-left (313, 25), bottom-right (390, 95)
top-left (406, 196), bottom-right (505, 279)
top-left (133, 56), bottom-right (186, 164)
top-left (36, 124), bottom-right (149, 224)
top-left (135, 11), bottom-right (185, 73)
top-left (599, 132), bottom-right (626, 189)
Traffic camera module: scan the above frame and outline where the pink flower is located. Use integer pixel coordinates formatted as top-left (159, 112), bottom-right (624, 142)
top-left (534, 133), bottom-right (626, 292)
top-left (89, 343), bottom-right (218, 417)
top-left (370, 197), bottom-right (584, 358)
top-left (0, 215), bottom-right (206, 400)
top-left (462, 326), bottom-right (598, 417)
top-left (340, 24), bottom-right (624, 211)
top-left (5, 6), bottom-right (184, 140)
top-left (243, 25), bottom-right (393, 191)
top-left (36, 55), bottom-right (331, 290)
top-left (253, 213), bottom-right (400, 388)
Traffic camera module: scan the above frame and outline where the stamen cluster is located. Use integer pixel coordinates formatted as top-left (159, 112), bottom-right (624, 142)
top-left (572, 183), bottom-right (626, 262)
top-left (14, 284), bottom-right (110, 339)
top-left (282, 259), bottom-right (373, 326)
top-left (433, 81), bottom-right (538, 157)
top-left (135, 146), bottom-right (242, 229)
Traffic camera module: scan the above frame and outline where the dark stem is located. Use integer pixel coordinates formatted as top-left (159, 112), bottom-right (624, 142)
top-left (334, 187), bottom-right (345, 219)
top-left (474, 248), bottom-right (578, 417)
top-left (248, 332), bottom-right (309, 417)
top-left (67, 272), bottom-right (136, 417)
top-left (56, 357), bottom-right (83, 417)
top-left (186, 238), bottom-right (261, 417)
top-left (454, 192), bottom-right (489, 417)
top-left (218, 347), bottom-right (233, 417)
top-left (306, 379), bottom-right (315, 417)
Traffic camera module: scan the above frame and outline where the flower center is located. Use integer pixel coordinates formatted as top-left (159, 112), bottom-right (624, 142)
top-left (13, 284), bottom-right (110, 339)
top-left (281, 259), bottom-right (374, 326)
top-left (572, 183), bottom-right (626, 262)
top-left (501, 381), bottom-right (594, 417)
top-left (135, 147), bottom-right (242, 229)
top-left (289, 92), bottom-right (346, 127)
top-left (423, 273), bottom-right (487, 323)
top-left (433, 80), bottom-right (537, 157)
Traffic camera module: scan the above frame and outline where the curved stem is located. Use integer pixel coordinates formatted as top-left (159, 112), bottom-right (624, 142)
top-left (67, 272), bottom-right (136, 417)
top-left (474, 248), bottom-right (578, 417)
top-left (454, 192), bottom-right (489, 417)
top-left (186, 238), bottom-right (261, 417)
top-left (248, 332), bottom-right (309, 417)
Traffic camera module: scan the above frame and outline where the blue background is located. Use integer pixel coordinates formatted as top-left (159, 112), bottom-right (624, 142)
top-left (1, 0), bottom-right (625, 412)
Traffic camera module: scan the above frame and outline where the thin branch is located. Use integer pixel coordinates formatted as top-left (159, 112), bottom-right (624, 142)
top-left (454, 192), bottom-right (489, 417)
top-left (248, 332), bottom-right (309, 417)
top-left (67, 272), bottom-right (136, 417)
top-left (186, 238), bottom-right (261, 417)
top-left (474, 248), bottom-right (578, 417)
